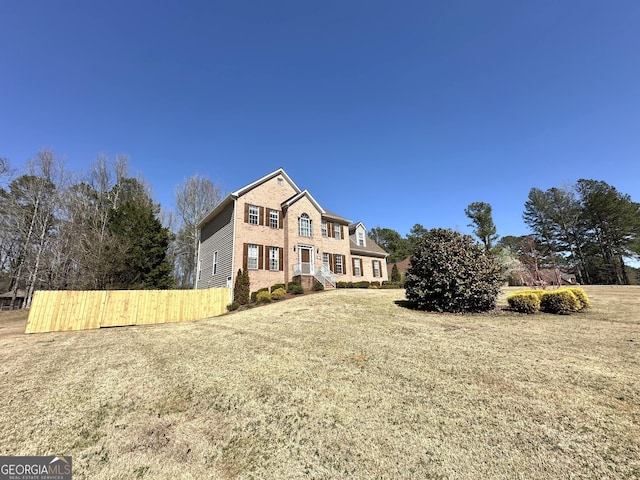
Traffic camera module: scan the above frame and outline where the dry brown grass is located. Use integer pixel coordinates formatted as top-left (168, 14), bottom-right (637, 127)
top-left (0, 286), bottom-right (638, 479)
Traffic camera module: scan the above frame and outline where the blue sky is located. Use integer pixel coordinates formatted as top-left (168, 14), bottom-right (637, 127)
top-left (2, 0), bottom-right (639, 239)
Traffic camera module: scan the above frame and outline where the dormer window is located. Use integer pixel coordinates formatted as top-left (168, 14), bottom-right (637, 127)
top-left (357, 231), bottom-right (365, 247)
top-left (299, 213), bottom-right (312, 237)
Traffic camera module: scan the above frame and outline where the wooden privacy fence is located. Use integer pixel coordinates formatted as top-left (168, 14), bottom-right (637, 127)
top-left (25, 288), bottom-right (231, 334)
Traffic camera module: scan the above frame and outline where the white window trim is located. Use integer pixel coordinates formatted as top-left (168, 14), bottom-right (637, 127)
top-left (354, 258), bottom-right (361, 277)
top-left (269, 246), bottom-right (279, 271)
top-left (270, 209), bottom-right (279, 229)
top-left (299, 213), bottom-right (312, 237)
top-left (247, 244), bottom-right (259, 270)
top-left (213, 251), bottom-right (218, 275)
top-left (249, 205), bottom-right (259, 225)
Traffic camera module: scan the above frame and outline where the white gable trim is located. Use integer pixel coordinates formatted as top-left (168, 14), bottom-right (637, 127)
top-left (232, 168), bottom-right (301, 197)
top-left (281, 189), bottom-right (325, 214)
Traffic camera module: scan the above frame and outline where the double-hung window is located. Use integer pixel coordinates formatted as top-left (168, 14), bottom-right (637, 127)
top-left (321, 220), bottom-right (328, 237)
top-left (358, 232), bottom-right (365, 246)
top-left (322, 253), bottom-right (330, 269)
top-left (335, 255), bottom-right (343, 274)
top-left (248, 205), bottom-right (259, 225)
top-left (269, 209), bottom-right (279, 229)
top-left (333, 223), bottom-right (341, 239)
top-left (213, 251), bottom-right (218, 275)
top-left (373, 260), bottom-right (380, 278)
top-left (354, 258), bottom-right (362, 276)
top-left (269, 247), bottom-right (279, 271)
top-left (299, 213), bottom-right (312, 237)
top-left (247, 244), bottom-right (259, 269)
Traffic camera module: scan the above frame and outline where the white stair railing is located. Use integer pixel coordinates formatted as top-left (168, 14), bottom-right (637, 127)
top-left (292, 263), bottom-right (336, 288)
top-left (314, 264), bottom-right (336, 288)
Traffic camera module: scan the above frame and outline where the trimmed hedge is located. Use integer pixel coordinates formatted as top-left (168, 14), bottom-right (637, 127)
top-left (558, 287), bottom-right (591, 310)
top-left (270, 283), bottom-right (286, 293)
top-left (312, 281), bottom-right (325, 291)
top-left (507, 287), bottom-right (590, 315)
top-left (271, 287), bottom-right (286, 300)
top-left (287, 281), bottom-right (304, 295)
top-left (506, 291), bottom-right (541, 314)
top-left (256, 290), bottom-right (272, 303)
top-left (540, 289), bottom-right (580, 314)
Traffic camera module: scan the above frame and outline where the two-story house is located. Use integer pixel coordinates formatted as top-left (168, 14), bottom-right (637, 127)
top-left (196, 168), bottom-right (388, 294)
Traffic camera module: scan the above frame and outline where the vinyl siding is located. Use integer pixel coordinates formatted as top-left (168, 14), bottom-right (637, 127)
top-left (198, 201), bottom-right (235, 289)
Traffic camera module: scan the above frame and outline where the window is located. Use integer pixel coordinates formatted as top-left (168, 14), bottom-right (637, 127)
top-left (335, 254), bottom-right (343, 274)
top-left (270, 209), bottom-right (279, 229)
top-left (247, 244), bottom-right (259, 269)
top-left (333, 223), bottom-right (341, 239)
top-left (354, 258), bottom-right (362, 276)
top-left (248, 205), bottom-right (259, 225)
top-left (198, 261), bottom-right (201, 279)
top-left (373, 260), bottom-right (380, 278)
top-left (321, 220), bottom-right (328, 237)
top-left (323, 252), bottom-right (330, 269)
top-left (269, 247), bottom-right (279, 271)
top-left (213, 251), bottom-right (218, 275)
top-left (299, 213), bottom-right (312, 237)
top-left (358, 231), bottom-right (365, 246)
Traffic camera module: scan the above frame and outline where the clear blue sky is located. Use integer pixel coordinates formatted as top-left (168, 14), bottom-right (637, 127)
top-left (2, 0), bottom-right (639, 239)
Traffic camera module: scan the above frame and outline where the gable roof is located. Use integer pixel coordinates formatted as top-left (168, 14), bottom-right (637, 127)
top-left (231, 168), bottom-right (301, 197)
top-left (198, 168), bottom-right (353, 228)
top-left (198, 168), bottom-right (300, 228)
top-left (281, 189), bottom-right (324, 214)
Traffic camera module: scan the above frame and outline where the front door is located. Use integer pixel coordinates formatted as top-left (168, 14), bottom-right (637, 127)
top-left (299, 246), bottom-right (314, 274)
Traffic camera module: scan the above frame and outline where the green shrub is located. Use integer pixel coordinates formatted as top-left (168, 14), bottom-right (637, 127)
top-left (270, 283), bottom-right (286, 293)
top-left (227, 301), bottom-right (240, 312)
top-left (558, 287), bottom-right (591, 310)
top-left (233, 268), bottom-right (250, 305)
top-left (540, 290), bottom-right (581, 314)
top-left (381, 281), bottom-right (403, 289)
top-left (369, 281), bottom-right (381, 288)
top-left (271, 287), bottom-right (286, 300)
top-left (506, 291), bottom-right (541, 314)
top-left (336, 281), bottom-right (349, 288)
top-left (391, 263), bottom-right (401, 283)
top-left (404, 228), bottom-right (502, 313)
top-left (312, 281), bottom-right (325, 291)
top-left (355, 281), bottom-right (370, 289)
top-left (256, 290), bottom-right (272, 303)
top-left (250, 287), bottom-right (269, 303)
top-left (287, 281), bottom-right (304, 294)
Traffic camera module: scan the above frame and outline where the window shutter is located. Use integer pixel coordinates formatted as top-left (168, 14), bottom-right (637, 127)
top-left (340, 225), bottom-right (344, 239)
top-left (259, 245), bottom-right (265, 269)
top-left (279, 211), bottom-right (283, 229)
top-left (243, 243), bottom-right (248, 270)
top-left (260, 207), bottom-right (266, 226)
top-left (279, 247), bottom-right (284, 271)
top-left (244, 204), bottom-right (250, 223)
top-left (372, 260), bottom-right (375, 276)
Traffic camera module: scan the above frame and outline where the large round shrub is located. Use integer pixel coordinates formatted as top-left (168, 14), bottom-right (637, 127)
top-left (405, 228), bottom-right (502, 313)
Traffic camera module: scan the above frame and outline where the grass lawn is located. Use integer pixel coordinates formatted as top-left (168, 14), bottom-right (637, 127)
top-left (0, 286), bottom-right (638, 479)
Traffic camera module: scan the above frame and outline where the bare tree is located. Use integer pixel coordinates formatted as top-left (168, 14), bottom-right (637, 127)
top-left (173, 174), bottom-right (225, 288)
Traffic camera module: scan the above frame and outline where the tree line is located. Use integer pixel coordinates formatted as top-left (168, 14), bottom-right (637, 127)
top-left (0, 151), bottom-right (224, 308)
top-left (372, 181), bottom-right (640, 286)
